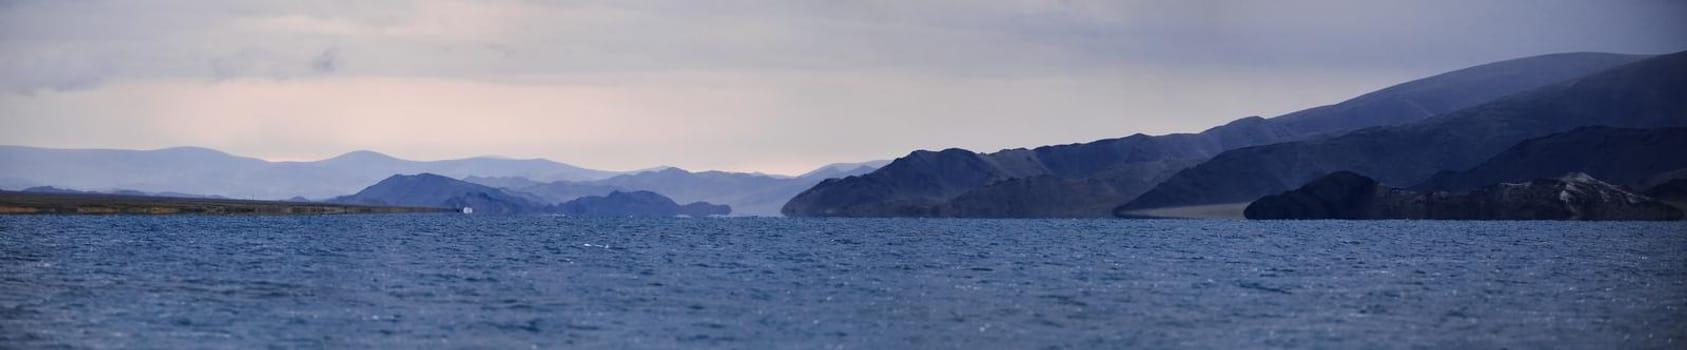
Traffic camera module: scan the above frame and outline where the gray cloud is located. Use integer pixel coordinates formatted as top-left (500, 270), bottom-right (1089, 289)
top-left (4, 0), bottom-right (1682, 91)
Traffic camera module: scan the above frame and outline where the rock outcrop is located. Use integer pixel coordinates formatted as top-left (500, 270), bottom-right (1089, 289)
top-left (1244, 171), bottom-right (1682, 221)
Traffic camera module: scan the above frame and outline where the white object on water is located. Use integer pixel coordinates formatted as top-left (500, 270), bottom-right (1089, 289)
top-left (462, 207), bottom-right (474, 214)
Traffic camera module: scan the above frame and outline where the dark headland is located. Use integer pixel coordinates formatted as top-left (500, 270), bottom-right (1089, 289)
top-left (0, 191), bottom-right (451, 215)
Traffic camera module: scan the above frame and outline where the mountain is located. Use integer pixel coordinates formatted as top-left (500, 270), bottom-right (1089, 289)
top-left (1244, 171), bottom-right (1681, 221)
top-left (22, 186), bottom-right (228, 199)
top-left (0, 146), bottom-right (270, 197)
top-left (0, 190), bottom-right (449, 215)
top-left (593, 168), bottom-right (785, 200)
top-left (1413, 127), bottom-right (1687, 191)
top-left (500, 163), bottom-right (883, 216)
top-left (0, 147), bottom-right (620, 200)
top-left (554, 191), bottom-right (730, 217)
top-left (461, 176), bottom-right (548, 189)
top-left (22, 186), bottom-right (98, 195)
top-left (309, 151), bottom-right (620, 183)
top-left (509, 181), bottom-right (626, 204)
top-left (589, 168), bottom-right (813, 216)
top-left (798, 160), bottom-right (892, 179)
top-left (329, 173), bottom-right (542, 215)
top-left (784, 52), bottom-right (1649, 217)
top-left (330, 174), bottom-right (734, 216)
top-left (1123, 51), bottom-right (1687, 212)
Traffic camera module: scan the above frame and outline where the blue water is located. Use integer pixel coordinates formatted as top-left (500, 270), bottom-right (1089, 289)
top-left (2, 215), bottom-right (1684, 349)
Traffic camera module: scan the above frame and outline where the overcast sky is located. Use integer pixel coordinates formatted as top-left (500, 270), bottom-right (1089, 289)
top-left (2, 0), bottom-right (1684, 175)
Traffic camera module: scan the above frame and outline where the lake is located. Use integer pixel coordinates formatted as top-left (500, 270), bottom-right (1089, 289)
top-left (2, 215), bottom-right (1683, 348)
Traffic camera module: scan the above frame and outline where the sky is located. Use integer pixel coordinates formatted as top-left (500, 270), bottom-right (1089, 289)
top-left (1, 0), bottom-right (1684, 175)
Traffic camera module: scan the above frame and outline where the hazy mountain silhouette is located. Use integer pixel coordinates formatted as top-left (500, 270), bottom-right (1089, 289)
top-left (0, 147), bottom-right (620, 200)
top-left (784, 52), bottom-right (1648, 217)
top-left (21, 186), bottom-right (228, 200)
top-left (1123, 51), bottom-right (1687, 212)
top-left (331, 174), bottom-right (733, 216)
top-left (489, 163), bottom-right (884, 216)
top-left (797, 160), bottom-right (893, 179)
top-left (460, 176), bottom-right (548, 190)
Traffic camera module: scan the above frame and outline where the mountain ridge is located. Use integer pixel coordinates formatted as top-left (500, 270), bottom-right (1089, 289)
top-left (784, 52), bottom-right (1650, 217)
top-left (331, 173), bottom-right (733, 217)
top-left (1123, 50), bottom-right (1687, 211)
top-left (0, 146), bottom-right (625, 200)
top-left (491, 163), bottom-right (884, 216)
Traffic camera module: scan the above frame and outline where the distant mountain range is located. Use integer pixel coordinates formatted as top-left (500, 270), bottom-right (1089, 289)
top-left (20, 186), bottom-right (230, 200)
top-left (331, 173), bottom-right (731, 217)
top-left (0, 147), bottom-right (621, 200)
top-left (784, 52), bottom-right (1655, 217)
top-left (469, 161), bottom-right (886, 216)
top-left (9, 50), bottom-right (1680, 220)
top-left (799, 161), bottom-right (891, 179)
top-left (0, 145), bottom-right (884, 214)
